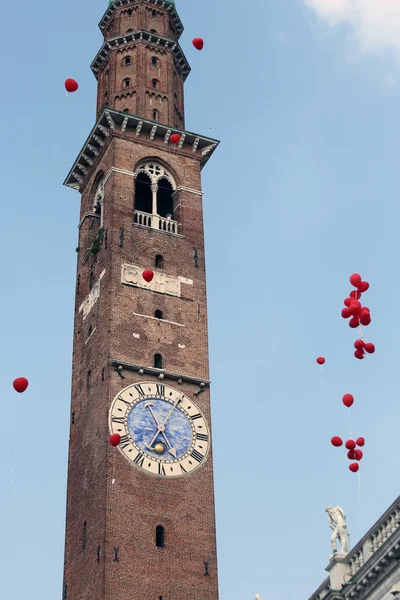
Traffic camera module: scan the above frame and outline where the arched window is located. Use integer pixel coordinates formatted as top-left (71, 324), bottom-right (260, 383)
top-left (123, 56), bottom-right (132, 66)
top-left (123, 108), bottom-right (129, 113)
top-left (128, 8), bottom-right (133, 15)
top-left (154, 354), bottom-right (163, 369)
top-left (82, 521), bottom-right (87, 550)
top-left (151, 29), bottom-right (157, 34)
top-left (91, 172), bottom-right (105, 226)
top-left (155, 310), bottom-right (163, 319)
top-left (152, 9), bottom-right (157, 17)
top-left (123, 78), bottom-right (131, 89)
top-left (155, 254), bottom-right (163, 268)
top-left (153, 108), bottom-right (158, 121)
top-left (156, 525), bottom-right (164, 547)
top-left (87, 370), bottom-right (92, 389)
top-left (89, 271), bottom-right (94, 289)
top-left (157, 178), bottom-right (174, 218)
top-left (127, 28), bottom-right (133, 33)
top-left (152, 79), bottom-right (159, 89)
top-left (152, 56), bottom-right (159, 68)
top-left (134, 172), bottom-right (152, 213)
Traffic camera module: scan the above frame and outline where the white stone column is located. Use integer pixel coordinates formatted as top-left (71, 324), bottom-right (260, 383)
top-left (326, 553), bottom-right (351, 591)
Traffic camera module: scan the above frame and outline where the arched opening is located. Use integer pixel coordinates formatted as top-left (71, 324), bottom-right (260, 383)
top-left (151, 29), bottom-right (157, 34)
top-left (157, 178), bottom-right (174, 218)
top-left (152, 56), bottom-right (159, 67)
top-left (155, 254), bottom-right (163, 268)
top-left (152, 9), bottom-right (157, 16)
top-left (82, 520), bottom-right (87, 550)
top-left (123, 78), bottom-right (131, 89)
top-left (124, 56), bottom-right (132, 66)
top-left (154, 354), bottom-right (163, 369)
top-left (87, 370), bottom-right (92, 389)
top-left (155, 310), bottom-right (163, 319)
top-left (89, 271), bottom-right (94, 290)
top-left (156, 525), bottom-right (165, 547)
top-left (153, 108), bottom-right (158, 121)
top-left (134, 172), bottom-right (152, 213)
top-left (152, 79), bottom-right (159, 89)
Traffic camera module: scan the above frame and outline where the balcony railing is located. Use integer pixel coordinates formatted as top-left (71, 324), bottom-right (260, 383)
top-left (134, 210), bottom-right (178, 234)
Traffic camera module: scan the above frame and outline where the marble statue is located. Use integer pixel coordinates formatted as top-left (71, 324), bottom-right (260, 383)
top-left (325, 506), bottom-right (349, 554)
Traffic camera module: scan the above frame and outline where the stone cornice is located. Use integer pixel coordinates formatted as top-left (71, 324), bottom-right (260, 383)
top-left (64, 108), bottom-right (219, 191)
top-left (91, 30), bottom-right (190, 80)
top-left (99, 0), bottom-right (183, 38)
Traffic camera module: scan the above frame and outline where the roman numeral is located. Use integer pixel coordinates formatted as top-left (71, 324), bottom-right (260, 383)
top-left (158, 463), bottom-right (166, 476)
top-left (191, 413), bottom-right (202, 421)
top-left (196, 432), bottom-right (208, 442)
top-left (135, 384), bottom-right (145, 396)
top-left (156, 384), bottom-right (165, 396)
top-left (117, 396), bottom-right (130, 406)
top-left (119, 435), bottom-right (130, 449)
top-left (179, 464), bottom-right (187, 474)
top-left (190, 449), bottom-right (204, 463)
top-left (133, 452), bottom-right (145, 467)
top-left (112, 416), bottom-right (124, 424)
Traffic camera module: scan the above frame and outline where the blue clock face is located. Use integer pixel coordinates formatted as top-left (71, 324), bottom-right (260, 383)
top-left (127, 398), bottom-right (193, 460)
top-left (109, 382), bottom-right (210, 478)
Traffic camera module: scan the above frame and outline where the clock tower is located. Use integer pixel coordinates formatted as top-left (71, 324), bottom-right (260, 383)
top-left (62, 1), bottom-right (219, 600)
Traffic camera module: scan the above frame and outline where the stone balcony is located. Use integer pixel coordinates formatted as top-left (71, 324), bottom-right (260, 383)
top-left (133, 210), bottom-right (179, 235)
top-left (308, 496), bottom-right (400, 600)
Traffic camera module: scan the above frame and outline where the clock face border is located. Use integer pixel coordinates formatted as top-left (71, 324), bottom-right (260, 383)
top-left (108, 381), bottom-right (210, 478)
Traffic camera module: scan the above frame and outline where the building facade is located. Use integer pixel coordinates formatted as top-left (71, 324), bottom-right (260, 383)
top-left (309, 497), bottom-right (400, 600)
top-left (62, 2), bottom-right (219, 600)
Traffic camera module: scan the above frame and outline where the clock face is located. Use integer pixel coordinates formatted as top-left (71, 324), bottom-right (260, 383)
top-left (108, 381), bottom-right (210, 478)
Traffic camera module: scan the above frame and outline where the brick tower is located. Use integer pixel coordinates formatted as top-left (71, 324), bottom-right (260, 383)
top-left (62, 1), bottom-right (219, 600)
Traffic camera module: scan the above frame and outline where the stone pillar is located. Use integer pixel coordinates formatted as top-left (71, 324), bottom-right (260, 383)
top-left (326, 553), bottom-right (351, 591)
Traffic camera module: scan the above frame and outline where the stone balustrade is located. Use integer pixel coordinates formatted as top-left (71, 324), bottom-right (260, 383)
top-left (134, 210), bottom-right (178, 234)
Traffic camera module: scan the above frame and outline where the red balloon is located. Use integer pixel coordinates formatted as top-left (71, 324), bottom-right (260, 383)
top-left (354, 449), bottom-right (363, 461)
top-left (345, 439), bottom-right (356, 450)
top-left (65, 78), bottom-right (79, 92)
top-left (341, 307), bottom-right (352, 319)
top-left (347, 449), bottom-right (356, 459)
top-left (331, 436), bottom-right (343, 447)
top-left (350, 290), bottom-right (362, 299)
top-left (192, 37), bottom-right (204, 50)
top-left (360, 313), bottom-right (371, 326)
top-left (344, 297), bottom-right (353, 307)
top-left (356, 437), bottom-right (365, 447)
top-left (170, 133), bottom-right (181, 144)
top-left (349, 463), bottom-right (359, 473)
top-left (142, 269), bottom-right (154, 283)
top-left (358, 281), bottom-right (369, 293)
top-left (354, 349), bottom-right (365, 360)
top-left (354, 339), bottom-right (365, 350)
top-left (350, 273), bottom-right (362, 287)
top-left (349, 316), bottom-right (360, 328)
top-left (109, 433), bottom-right (121, 447)
top-left (316, 356), bottom-right (325, 365)
top-left (342, 393), bottom-right (354, 408)
top-left (364, 342), bottom-right (375, 354)
top-left (13, 377), bottom-right (29, 393)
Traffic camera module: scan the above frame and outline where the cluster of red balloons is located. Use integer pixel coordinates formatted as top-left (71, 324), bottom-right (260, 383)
top-left (341, 273), bottom-right (375, 359)
top-left (65, 78), bottom-right (79, 93)
top-left (142, 269), bottom-right (154, 283)
top-left (192, 38), bottom-right (204, 50)
top-left (13, 377), bottom-right (29, 393)
top-left (331, 435), bottom-right (365, 472)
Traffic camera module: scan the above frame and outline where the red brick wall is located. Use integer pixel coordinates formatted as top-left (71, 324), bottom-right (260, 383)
top-left (63, 128), bottom-right (219, 600)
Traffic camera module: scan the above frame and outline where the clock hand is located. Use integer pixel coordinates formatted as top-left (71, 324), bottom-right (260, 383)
top-left (161, 395), bottom-right (182, 427)
top-left (144, 402), bottom-right (177, 457)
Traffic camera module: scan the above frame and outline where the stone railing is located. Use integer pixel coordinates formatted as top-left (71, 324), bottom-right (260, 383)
top-left (348, 500), bottom-right (400, 577)
top-left (134, 210), bottom-right (178, 234)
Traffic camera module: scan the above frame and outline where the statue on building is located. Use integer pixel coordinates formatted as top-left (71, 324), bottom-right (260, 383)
top-left (255, 595), bottom-right (262, 600)
top-left (325, 506), bottom-right (349, 554)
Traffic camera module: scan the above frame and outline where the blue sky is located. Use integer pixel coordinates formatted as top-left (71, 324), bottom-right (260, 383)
top-left (1, 0), bottom-right (400, 599)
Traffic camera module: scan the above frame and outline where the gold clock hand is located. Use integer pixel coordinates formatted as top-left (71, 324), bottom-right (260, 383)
top-left (144, 402), bottom-right (177, 456)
